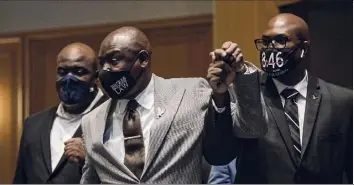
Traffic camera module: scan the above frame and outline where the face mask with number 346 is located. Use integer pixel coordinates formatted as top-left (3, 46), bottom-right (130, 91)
top-left (260, 47), bottom-right (299, 78)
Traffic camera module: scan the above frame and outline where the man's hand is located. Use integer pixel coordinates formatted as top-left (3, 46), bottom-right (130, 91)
top-left (207, 41), bottom-right (245, 107)
top-left (64, 137), bottom-right (85, 166)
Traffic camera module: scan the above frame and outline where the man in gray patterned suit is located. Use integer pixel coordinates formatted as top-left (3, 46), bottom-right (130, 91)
top-left (80, 26), bottom-right (266, 183)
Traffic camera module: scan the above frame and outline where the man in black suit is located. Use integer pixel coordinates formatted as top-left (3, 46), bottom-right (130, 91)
top-left (204, 13), bottom-right (353, 183)
top-left (13, 42), bottom-right (107, 183)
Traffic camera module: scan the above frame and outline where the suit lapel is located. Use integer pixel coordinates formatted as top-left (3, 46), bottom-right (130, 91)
top-left (301, 75), bottom-right (321, 159)
top-left (49, 125), bottom-right (83, 178)
top-left (91, 99), bottom-right (136, 181)
top-left (47, 95), bottom-right (108, 178)
top-left (142, 75), bottom-right (185, 177)
top-left (260, 74), bottom-right (298, 166)
top-left (40, 106), bottom-right (59, 174)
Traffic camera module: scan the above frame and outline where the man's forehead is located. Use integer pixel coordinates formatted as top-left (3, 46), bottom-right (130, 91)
top-left (57, 52), bottom-right (94, 68)
top-left (100, 34), bottom-right (134, 54)
top-left (263, 23), bottom-right (297, 38)
top-left (58, 51), bottom-right (88, 62)
top-left (264, 16), bottom-right (298, 35)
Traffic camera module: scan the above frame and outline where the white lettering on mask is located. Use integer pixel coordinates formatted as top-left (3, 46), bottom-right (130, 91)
top-left (262, 51), bottom-right (284, 68)
top-left (110, 76), bottom-right (129, 95)
top-left (276, 52), bottom-right (284, 67)
top-left (261, 52), bottom-right (267, 68)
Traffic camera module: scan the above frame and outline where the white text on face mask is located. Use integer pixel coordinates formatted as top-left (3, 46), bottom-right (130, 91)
top-left (111, 76), bottom-right (129, 95)
top-left (262, 51), bottom-right (284, 68)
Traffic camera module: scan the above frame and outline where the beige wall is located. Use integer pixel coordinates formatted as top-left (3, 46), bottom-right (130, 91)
top-left (0, 0), bottom-right (212, 33)
top-left (213, 1), bottom-right (280, 68)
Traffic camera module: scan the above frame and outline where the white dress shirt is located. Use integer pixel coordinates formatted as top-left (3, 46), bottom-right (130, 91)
top-left (105, 77), bottom-right (155, 164)
top-left (50, 89), bottom-right (104, 171)
top-left (272, 70), bottom-right (308, 145)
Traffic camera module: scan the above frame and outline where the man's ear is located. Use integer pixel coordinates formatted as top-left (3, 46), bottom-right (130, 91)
top-left (138, 50), bottom-right (151, 67)
top-left (302, 41), bottom-right (310, 55)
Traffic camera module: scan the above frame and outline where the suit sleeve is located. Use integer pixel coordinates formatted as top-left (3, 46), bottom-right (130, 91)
top-left (208, 159), bottom-right (236, 184)
top-left (228, 71), bottom-right (267, 138)
top-left (203, 67), bottom-right (267, 165)
top-left (13, 119), bottom-right (28, 184)
top-left (80, 155), bottom-right (100, 184)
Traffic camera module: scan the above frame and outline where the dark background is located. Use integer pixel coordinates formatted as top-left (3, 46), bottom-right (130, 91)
top-left (280, 0), bottom-right (353, 89)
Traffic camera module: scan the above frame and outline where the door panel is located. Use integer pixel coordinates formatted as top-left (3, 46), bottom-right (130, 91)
top-left (0, 37), bottom-right (23, 183)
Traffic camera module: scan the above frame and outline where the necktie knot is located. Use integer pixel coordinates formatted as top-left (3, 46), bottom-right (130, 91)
top-left (126, 99), bottom-right (139, 111)
top-left (281, 88), bottom-right (299, 100)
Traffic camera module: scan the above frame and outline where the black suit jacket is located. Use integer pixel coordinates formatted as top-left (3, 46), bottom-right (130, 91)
top-left (205, 72), bottom-right (353, 184)
top-left (13, 95), bottom-right (108, 184)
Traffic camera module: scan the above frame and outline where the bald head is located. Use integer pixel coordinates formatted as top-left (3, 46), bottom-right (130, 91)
top-left (99, 26), bottom-right (151, 56)
top-left (264, 13), bottom-right (310, 42)
top-left (57, 42), bottom-right (97, 70)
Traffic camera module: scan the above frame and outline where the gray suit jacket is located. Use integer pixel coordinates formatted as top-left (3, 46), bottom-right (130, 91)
top-left (80, 74), bottom-right (266, 183)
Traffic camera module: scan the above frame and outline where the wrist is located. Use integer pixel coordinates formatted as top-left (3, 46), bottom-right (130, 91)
top-left (235, 63), bottom-right (247, 73)
top-left (212, 91), bottom-right (229, 108)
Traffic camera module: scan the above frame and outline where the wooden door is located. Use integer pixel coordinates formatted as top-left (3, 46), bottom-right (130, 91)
top-left (0, 37), bottom-right (23, 183)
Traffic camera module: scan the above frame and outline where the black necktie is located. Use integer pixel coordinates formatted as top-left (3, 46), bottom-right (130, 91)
top-left (281, 88), bottom-right (301, 161)
top-left (123, 100), bottom-right (145, 178)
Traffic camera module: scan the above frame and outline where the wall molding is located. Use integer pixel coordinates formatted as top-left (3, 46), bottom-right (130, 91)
top-left (0, 14), bottom-right (212, 39)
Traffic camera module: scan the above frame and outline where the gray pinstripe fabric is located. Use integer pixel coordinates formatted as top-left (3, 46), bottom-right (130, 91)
top-left (80, 74), bottom-right (266, 184)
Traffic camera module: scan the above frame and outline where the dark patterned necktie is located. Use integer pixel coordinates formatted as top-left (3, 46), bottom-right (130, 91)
top-left (123, 100), bottom-right (145, 178)
top-left (281, 88), bottom-right (301, 162)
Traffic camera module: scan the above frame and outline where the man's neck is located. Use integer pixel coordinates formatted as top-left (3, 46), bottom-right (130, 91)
top-left (123, 72), bottom-right (152, 100)
top-left (275, 68), bottom-right (306, 86)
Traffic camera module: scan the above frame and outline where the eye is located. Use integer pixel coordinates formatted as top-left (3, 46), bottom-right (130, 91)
top-left (110, 57), bottom-right (120, 66)
top-left (274, 35), bottom-right (289, 45)
top-left (98, 57), bottom-right (105, 67)
top-left (262, 39), bottom-right (271, 46)
top-left (57, 68), bottom-right (67, 76)
top-left (77, 68), bottom-right (84, 74)
top-left (74, 68), bottom-right (88, 76)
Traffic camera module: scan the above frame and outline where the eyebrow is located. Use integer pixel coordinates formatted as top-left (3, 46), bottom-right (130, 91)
top-left (74, 56), bottom-right (86, 62)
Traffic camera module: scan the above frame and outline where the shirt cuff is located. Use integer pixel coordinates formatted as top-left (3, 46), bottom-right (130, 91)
top-left (212, 99), bottom-right (226, 113)
top-left (243, 63), bottom-right (257, 74)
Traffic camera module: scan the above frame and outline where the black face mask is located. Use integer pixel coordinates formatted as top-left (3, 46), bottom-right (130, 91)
top-left (56, 75), bottom-right (94, 105)
top-left (99, 60), bottom-right (143, 100)
top-left (260, 47), bottom-right (300, 78)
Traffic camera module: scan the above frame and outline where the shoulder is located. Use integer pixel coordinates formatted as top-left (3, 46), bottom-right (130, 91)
top-left (24, 105), bottom-right (58, 128)
top-left (318, 78), bottom-right (352, 100)
top-left (156, 75), bottom-right (209, 90)
top-left (21, 105), bottom-right (58, 139)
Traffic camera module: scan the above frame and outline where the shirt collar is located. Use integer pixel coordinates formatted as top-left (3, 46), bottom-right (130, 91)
top-left (272, 70), bottom-right (308, 98)
top-left (116, 76), bottom-right (154, 114)
top-left (56, 88), bottom-right (104, 120)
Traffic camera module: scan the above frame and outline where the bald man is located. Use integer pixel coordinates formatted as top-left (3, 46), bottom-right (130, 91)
top-left (13, 43), bottom-right (108, 183)
top-left (79, 27), bottom-right (265, 183)
top-left (206, 13), bottom-right (353, 183)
